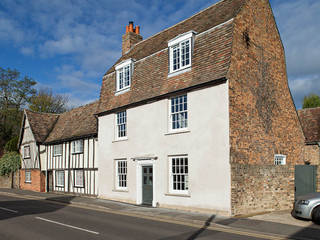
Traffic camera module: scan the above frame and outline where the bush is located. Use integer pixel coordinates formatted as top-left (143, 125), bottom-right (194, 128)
top-left (0, 152), bottom-right (21, 176)
top-left (4, 136), bottom-right (19, 152)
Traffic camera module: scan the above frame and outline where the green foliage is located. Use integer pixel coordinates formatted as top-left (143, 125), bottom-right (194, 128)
top-left (4, 136), bottom-right (19, 152)
top-left (303, 94), bottom-right (320, 109)
top-left (0, 67), bottom-right (36, 148)
top-left (0, 152), bottom-right (21, 176)
top-left (29, 88), bottom-right (69, 113)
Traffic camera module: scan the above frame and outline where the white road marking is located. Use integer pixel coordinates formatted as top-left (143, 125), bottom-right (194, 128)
top-left (0, 207), bottom-right (18, 213)
top-left (35, 217), bottom-right (99, 235)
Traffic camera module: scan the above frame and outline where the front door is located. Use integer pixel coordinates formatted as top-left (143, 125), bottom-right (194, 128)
top-left (47, 171), bottom-right (53, 192)
top-left (142, 166), bottom-right (153, 205)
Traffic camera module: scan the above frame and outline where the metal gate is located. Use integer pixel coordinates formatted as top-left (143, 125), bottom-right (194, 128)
top-left (295, 165), bottom-right (317, 198)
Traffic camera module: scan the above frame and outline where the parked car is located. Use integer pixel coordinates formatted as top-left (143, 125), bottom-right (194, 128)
top-left (293, 192), bottom-right (320, 224)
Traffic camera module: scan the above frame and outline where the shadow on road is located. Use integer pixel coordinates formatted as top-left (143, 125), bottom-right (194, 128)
top-left (0, 196), bottom-right (75, 221)
top-left (159, 215), bottom-right (216, 240)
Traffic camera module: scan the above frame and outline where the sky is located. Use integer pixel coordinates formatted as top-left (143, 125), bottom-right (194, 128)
top-left (0, 0), bottom-right (319, 109)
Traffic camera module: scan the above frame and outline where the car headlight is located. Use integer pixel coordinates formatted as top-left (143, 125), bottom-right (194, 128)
top-left (298, 200), bottom-right (310, 205)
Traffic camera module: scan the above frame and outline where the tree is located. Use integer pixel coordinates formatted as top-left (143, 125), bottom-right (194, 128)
top-left (0, 152), bottom-right (20, 176)
top-left (29, 88), bottom-right (69, 114)
top-left (302, 94), bottom-right (320, 109)
top-left (0, 67), bottom-right (36, 147)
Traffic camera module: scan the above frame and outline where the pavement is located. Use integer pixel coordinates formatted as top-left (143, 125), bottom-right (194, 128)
top-left (1, 188), bottom-right (320, 239)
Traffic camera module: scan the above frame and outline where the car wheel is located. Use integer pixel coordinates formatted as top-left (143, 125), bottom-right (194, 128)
top-left (312, 206), bottom-right (320, 224)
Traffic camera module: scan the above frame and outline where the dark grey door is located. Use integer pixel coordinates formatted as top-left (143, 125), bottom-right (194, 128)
top-left (47, 171), bottom-right (53, 192)
top-left (142, 166), bottom-right (153, 205)
top-left (295, 165), bottom-right (317, 198)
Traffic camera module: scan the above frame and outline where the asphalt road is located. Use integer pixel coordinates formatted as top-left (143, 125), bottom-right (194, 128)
top-left (0, 194), bottom-right (266, 240)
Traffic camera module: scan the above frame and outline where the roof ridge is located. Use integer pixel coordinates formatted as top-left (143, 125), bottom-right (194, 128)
top-left (25, 109), bottom-right (61, 116)
top-left (132, 0), bottom-right (233, 50)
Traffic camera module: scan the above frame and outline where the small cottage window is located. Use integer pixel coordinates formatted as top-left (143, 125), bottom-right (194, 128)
top-left (56, 171), bottom-right (65, 187)
top-left (274, 154), bottom-right (286, 165)
top-left (168, 31), bottom-right (195, 74)
top-left (24, 145), bottom-right (31, 159)
top-left (71, 140), bottom-right (84, 154)
top-left (115, 59), bottom-right (133, 93)
top-left (74, 170), bottom-right (84, 188)
top-left (25, 170), bottom-right (31, 183)
top-left (53, 144), bottom-right (62, 156)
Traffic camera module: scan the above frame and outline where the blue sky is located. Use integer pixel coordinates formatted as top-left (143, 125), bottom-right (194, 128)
top-left (0, 0), bottom-right (319, 109)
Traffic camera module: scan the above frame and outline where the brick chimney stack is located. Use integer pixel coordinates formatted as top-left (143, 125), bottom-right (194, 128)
top-left (122, 21), bottom-right (142, 55)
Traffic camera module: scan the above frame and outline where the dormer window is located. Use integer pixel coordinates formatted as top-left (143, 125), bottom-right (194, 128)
top-left (115, 59), bottom-right (133, 94)
top-left (168, 31), bottom-right (195, 74)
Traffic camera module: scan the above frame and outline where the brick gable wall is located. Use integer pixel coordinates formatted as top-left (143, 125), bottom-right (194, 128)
top-left (228, 0), bottom-right (306, 215)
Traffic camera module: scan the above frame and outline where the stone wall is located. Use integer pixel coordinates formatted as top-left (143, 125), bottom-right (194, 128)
top-left (231, 163), bottom-right (295, 216)
top-left (0, 172), bottom-right (19, 189)
top-left (20, 169), bottom-right (45, 192)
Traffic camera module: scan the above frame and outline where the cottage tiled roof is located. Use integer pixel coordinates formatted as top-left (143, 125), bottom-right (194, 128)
top-left (298, 107), bottom-right (320, 143)
top-left (45, 101), bottom-right (98, 143)
top-left (25, 110), bottom-right (59, 143)
top-left (98, 0), bottom-right (245, 114)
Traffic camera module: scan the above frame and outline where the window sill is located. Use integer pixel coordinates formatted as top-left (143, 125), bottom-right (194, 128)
top-left (165, 129), bottom-right (190, 136)
top-left (56, 185), bottom-right (65, 188)
top-left (71, 152), bottom-right (83, 155)
top-left (74, 185), bottom-right (84, 188)
top-left (115, 87), bottom-right (130, 96)
top-left (168, 67), bottom-right (191, 78)
top-left (112, 188), bottom-right (128, 193)
top-left (25, 181), bottom-right (32, 184)
top-left (53, 154), bottom-right (62, 157)
top-left (165, 193), bottom-right (190, 198)
top-left (113, 137), bottom-right (128, 143)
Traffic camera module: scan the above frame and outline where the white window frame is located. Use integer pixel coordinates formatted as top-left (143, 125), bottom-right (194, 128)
top-left (71, 140), bottom-right (84, 154)
top-left (274, 154), bottom-right (286, 165)
top-left (169, 156), bottom-right (189, 195)
top-left (115, 110), bottom-right (127, 140)
top-left (168, 31), bottom-right (194, 74)
top-left (23, 145), bottom-right (31, 159)
top-left (169, 94), bottom-right (188, 132)
top-left (53, 144), bottom-right (63, 156)
top-left (74, 169), bottom-right (84, 188)
top-left (115, 59), bottom-right (133, 93)
top-left (25, 170), bottom-right (31, 183)
top-left (56, 171), bottom-right (65, 187)
top-left (115, 159), bottom-right (128, 190)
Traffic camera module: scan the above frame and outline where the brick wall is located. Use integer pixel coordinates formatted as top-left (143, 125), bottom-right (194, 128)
top-left (303, 144), bottom-right (320, 165)
top-left (20, 169), bottom-right (45, 192)
top-left (231, 163), bottom-right (295, 216)
top-left (228, 0), bottom-right (305, 166)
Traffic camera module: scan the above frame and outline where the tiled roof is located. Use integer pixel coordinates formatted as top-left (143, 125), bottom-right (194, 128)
top-left (45, 101), bottom-right (98, 143)
top-left (25, 110), bottom-right (59, 143)
top-left (298, 107), bottom-right (320, 143)
top-left (107, 0), bottom-right (244, 74)
top-left (98, 0), bottom-right (245, 114)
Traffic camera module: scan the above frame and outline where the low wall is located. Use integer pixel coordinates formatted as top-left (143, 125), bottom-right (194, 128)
top-left (231, 164), bottom-right (295, 216)
top-left (0, 172), bottom-right (19, 189)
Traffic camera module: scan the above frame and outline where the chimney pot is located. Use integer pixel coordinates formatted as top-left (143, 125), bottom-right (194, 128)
top-left (122, 21), bottom-right (142, 55)
top-left (135, 26), bottom-right (140, 34)
top-left (128, 21), bottom-right (134, 32)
